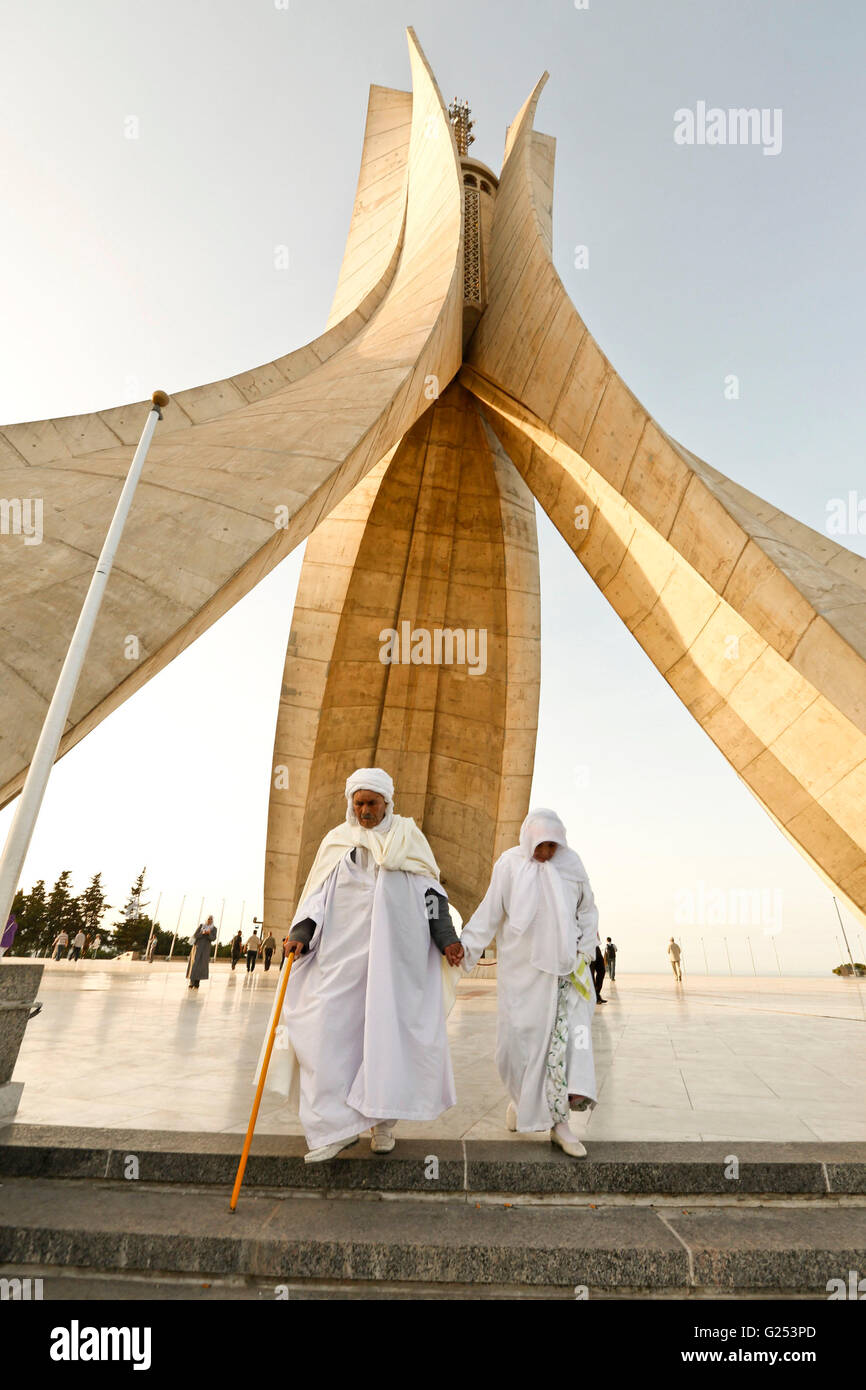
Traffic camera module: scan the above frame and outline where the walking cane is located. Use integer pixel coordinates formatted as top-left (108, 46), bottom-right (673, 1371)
top-left (229, 952), bottom-right (295, 1211)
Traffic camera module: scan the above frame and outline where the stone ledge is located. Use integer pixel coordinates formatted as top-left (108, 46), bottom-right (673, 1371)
top-left (0, 1180), bottom-right (863, 1291)
top-left (1, 1126), bottom-right (865, 1194)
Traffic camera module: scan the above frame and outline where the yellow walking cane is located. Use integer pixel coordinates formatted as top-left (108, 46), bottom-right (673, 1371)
top-left (229, 951), bottom-right (295, 1211)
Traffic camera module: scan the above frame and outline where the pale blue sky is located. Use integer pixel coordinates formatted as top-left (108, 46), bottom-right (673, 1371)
top-left (1, 0), bottom-right (864, 974)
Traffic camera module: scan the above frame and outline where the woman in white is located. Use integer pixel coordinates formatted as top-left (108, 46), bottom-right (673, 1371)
top-left (460, 808), bottom-right (600, 1158)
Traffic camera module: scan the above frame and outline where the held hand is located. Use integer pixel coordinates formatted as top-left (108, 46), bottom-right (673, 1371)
top-left (285, 940), bottom-right (304, 958)
top-left (444, 943), bottom-right (464, 967)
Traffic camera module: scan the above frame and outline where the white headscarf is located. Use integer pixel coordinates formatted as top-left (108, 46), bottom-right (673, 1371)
top-left (345, 767), bottom-right (395, 832)
top-left (509, 808), bottom-right (585, 976)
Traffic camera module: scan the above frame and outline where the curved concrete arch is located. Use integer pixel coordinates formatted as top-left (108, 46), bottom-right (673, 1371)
top-left (468, 77), bottom-right (866, 723)
top-left (325, 84), bottom-right (413, 330)
top-left (264, 381), bottom-right (540, 927)
top-left (462, 77), bottom-right (866, 922)
top-left (0, 28), bottom-right (463, 809)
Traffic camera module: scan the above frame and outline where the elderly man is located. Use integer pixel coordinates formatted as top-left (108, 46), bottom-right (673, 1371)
top-left (256, 768), bottom-right (464, 1162)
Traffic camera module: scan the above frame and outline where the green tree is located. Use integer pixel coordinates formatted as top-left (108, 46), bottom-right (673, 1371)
top-left (112, 869), bottom-right (151, 954)
top-left (140, 921), bottom-right (190, 958)
top-left (45, 871), bottom-right (83, 953)
top-left (6, 885), bottom-right (42, 955)
top-left (77, 873), bottom-right (111, 940)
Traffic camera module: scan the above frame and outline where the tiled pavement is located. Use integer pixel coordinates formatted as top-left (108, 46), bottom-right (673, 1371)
top-left (12, 962), bottom-right (866, 1143)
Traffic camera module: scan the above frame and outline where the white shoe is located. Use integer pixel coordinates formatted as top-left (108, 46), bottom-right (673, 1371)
top-left (505, 1101), bottom-right (518, 1132)
top-left (370, 1124), bottom-right (395, 1154)
top-left (303, 1135), bottom-right (359, 1164)
top-left (550, 1123), bottom-right (587, 1159)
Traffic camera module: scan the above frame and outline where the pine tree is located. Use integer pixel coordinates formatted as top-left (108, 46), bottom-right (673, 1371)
top-left (45, 871), bottom-right (83, 951)
top-left (78, 873), bottom-right (110, 938)
top-left (112, 868), bottom-right (150, 954)
top-left (10, 879), bottom-right (49, 955)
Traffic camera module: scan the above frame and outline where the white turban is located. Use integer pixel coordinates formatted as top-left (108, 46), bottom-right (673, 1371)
top-left (345, 767), bottom-right (395, 828)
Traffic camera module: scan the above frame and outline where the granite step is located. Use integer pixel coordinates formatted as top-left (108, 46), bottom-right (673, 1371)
top-left (0, 1178), bottom-right (864, 1297)
top-left (2, 1126), bottom-right (865, 1197)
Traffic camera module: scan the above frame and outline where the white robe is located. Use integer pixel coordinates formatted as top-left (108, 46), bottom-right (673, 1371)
top-left (460, 847), bottom-right (600, 1132)
top-left (258, 845), bottom-right (457, 1149)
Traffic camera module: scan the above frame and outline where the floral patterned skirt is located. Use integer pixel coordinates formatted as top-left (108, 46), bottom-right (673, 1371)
top-left (544, 975), bottom-right (573, 1126)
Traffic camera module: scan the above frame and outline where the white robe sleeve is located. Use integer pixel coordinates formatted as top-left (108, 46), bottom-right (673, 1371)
top-left (574, 859), bottom-right (600, 961)
top-left (459, 856), bottom-right (509, 971)
top-left (292, 855), bottom-right (349, 930)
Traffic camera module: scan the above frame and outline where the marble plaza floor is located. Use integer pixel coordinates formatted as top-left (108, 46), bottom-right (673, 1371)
top-left (11, 961), bottom-right (866, 1143)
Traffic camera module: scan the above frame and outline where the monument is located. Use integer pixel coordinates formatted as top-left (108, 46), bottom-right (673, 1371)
top-left (1, 29), bottom-right (864, 931)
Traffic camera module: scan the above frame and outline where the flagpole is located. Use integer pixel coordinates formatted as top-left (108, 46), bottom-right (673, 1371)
top-left (0, 393), bottom-right (170, 936)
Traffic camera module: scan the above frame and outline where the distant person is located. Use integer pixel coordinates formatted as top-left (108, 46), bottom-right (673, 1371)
top-left (91, 934), bottom-right (102, 956)
top-left (261, 932), bottom-right (276, 971)
top-left (145, 934), bottom-right (157, 963)
top-left (668, 937), bottom-right (682, 982)
top-left (279, 936), bottom-right (289, 971)
top-left (187, 916), bottom-right (217, 990)
top-left (590, 944), bottom-right (607, 1003)
top-left (604, 936), bottom-right (617, 980)
top-left (230, 931), bottom-right (243, 972)
top-left (51, 930), bottom-right (69, 961)
top-left (244, 930), bottom-right (261, 974)
top-left (70, 929), bottom-right (86, 962)
top-left (0, 915), bottom-right (19, 958)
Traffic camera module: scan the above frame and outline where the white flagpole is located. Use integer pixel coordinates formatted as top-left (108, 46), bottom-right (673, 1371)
top-left (214, 897), bottom-right (230, 958)
top-left (169, 894), bottom-right (185, 962)
top-left (0, 392), bottom-right (169, 936)
top-left (145, 891), bottom-right (161, 960)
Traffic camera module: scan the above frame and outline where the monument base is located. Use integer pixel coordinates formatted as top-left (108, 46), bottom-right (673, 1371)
top-left (0, 1082), bottom-right (24, 1121)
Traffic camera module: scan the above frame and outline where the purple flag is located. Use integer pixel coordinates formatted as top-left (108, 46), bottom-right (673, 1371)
top-left (1, 915), bottom-right (18, 950)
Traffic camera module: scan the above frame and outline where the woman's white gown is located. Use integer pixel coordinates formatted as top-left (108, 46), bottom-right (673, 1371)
top-left (459, 849), bottom-right (600, 1132)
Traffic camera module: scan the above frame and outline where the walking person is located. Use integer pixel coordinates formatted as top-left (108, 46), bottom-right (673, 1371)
top-left (51, 929), bottom-right (69, 961)
top-left (70, 929), bottom-right (86, 962)
top-left (187, 916), bottom-right (217, 990)
top-left (279, 936), bottom-right (289, 970)
top-left (0, 915), bottom-right (19, 958)
top-left (256, 767), bottom-right (462, 1162)
top-left (230, 931), bottom-right (243, 971)
top-left (244, 930), bottom-right (261, 973)
top-left (459, 808), bottom-right (600, 1159)
top-left (591, 943), bottom-right (607, 1003)
top-left (604, 936), bottom-right (617, 981)
top-left (668, 937), bottom-right (683, 982)
top-left (261, 931), bottom-right (276, 971)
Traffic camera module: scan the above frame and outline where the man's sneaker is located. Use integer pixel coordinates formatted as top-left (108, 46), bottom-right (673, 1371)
top-left (370, 1124), bottom-right (396, 1154)
top-left (303, 1135), bottom-right (359, 1164)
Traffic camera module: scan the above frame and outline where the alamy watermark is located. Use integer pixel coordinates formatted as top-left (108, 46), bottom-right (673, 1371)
top-left (1, 1276), bottom-right (43, 1300)
top-left (674, 102), bottom-right (782, 156)
top-left (379, 622), bottom-right (487, 676)
top-left (827, 1270), bottom-right (866, 1299)
top-left (674, 881), bottom-right (783, 933)
top-left (0, 497), bottom-right (43, 545)
top-left (50, 1322), bottom-right (151, 1369)
top-left (825, 491), bottom-right (866, 537)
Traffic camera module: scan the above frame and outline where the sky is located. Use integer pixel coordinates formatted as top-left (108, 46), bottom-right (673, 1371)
top-left (1, 0), bottom-right (864, 974)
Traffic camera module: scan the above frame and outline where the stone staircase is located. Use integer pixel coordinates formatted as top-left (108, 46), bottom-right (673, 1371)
top-left (0, 1126), bottom-right (864, 1299)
